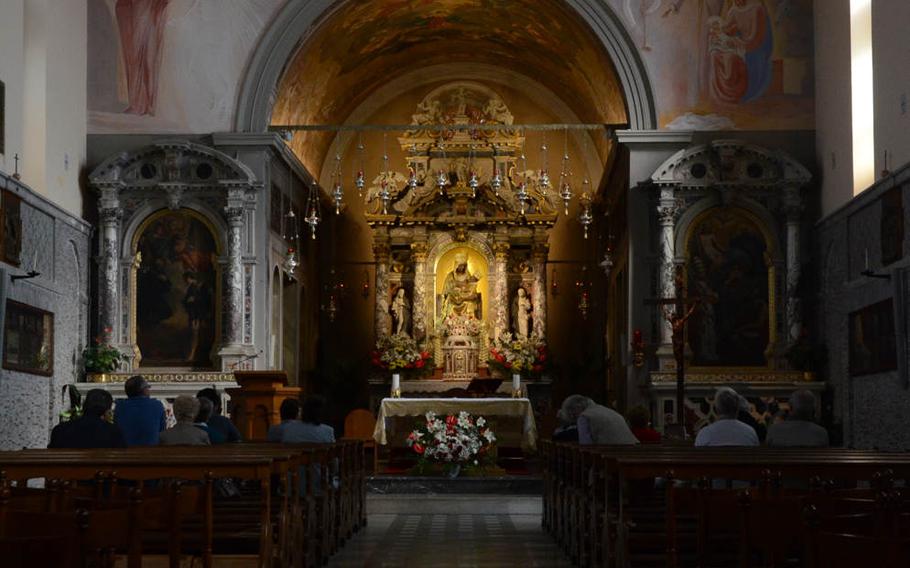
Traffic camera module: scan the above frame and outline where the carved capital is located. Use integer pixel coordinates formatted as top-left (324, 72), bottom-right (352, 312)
top-left (99, 208), bottom-right (123, 225)
top-left (410, 242), bottom-right (428, 262)
top-left (493, 242), bottom-right (510, 261)
top-left (782, 187), bottom-right (803, 223)
top-left (224, 205), bottom-right (245, 226)
top-left (372, 243), bottom-right (391, 261)
top-left (656, 201), bottom-right (680, 226)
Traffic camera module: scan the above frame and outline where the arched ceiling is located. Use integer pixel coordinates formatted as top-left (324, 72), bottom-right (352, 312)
top-left (270, 0), bottom-right (629, 175)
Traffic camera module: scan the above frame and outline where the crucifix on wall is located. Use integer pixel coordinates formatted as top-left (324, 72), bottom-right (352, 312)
top-left (645, 264), bottom-right (701, 437)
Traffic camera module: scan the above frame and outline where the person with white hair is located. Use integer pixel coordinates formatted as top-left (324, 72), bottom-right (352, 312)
top-left (695, 387), bottom-right (759, 447)
top-left (159, 395), bottom-right (210, 446)
top-left (559, 395), bottom-right (639, 445)
top-left (553, 394), bottom-right (589, 441)
top-left (766, 389), bottom-right (829, 447)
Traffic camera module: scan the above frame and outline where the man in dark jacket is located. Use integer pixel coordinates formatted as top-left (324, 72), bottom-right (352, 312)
top-left (49, 389), bottom-right (127, 449)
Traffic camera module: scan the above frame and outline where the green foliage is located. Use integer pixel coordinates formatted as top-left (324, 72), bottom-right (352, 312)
top-left (82, 333), bottom-right (124, 373)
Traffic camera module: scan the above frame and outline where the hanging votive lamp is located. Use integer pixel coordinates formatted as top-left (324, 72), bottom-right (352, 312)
top-left (379, 179), bottom-right (391, 214)
top-left (579, 192), bottom-right (593, 239)
top-left (332, 182), bottom-right (344, 215)
top-left (407, 166), bottom-right (418, 190)
top-left (560, 181), bottom-right (572, 215)
top-left (282, 247), bottom-right (299, 278)
top-left (516, 181), bottom-right (529, 215)
top-left (490, 169), bottom-right (503, 196)
top-left (468, 171), bottom-right (479, 198)
top-left (436, 170), bottom-right (449, 194)
top-left (539, 169), bottom-right (550, 193)
top-left (304, 184), bottom-right (321, 239)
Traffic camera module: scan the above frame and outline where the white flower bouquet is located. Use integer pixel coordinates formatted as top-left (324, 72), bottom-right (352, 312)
top-left (407, 411), bottom-right (496, 474)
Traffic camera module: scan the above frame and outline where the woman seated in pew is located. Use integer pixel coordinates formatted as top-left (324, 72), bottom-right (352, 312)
top-left (49, 389), bottom-right (127, 449)
top-left (267, 398), bottom-right (301, 442)
top-left (695, 387), bottom-right (759, 447)
top-left (196, 387), bottom-right (242, 443)
top-left (194, 397), bottom-right (226, 444)
top-left (627, 405), bottom-right (661, 443)
top-left (159, 396), bottom-right (211, 445)
top-left (766, 389), bottom-right (829, 447)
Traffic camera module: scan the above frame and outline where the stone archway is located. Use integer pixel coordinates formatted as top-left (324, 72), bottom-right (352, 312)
top-left (234, 0), bottom-right (656, 134)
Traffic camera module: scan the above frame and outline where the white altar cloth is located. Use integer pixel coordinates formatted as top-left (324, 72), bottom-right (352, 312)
top-left (373, 397), bottom-right (538, 450)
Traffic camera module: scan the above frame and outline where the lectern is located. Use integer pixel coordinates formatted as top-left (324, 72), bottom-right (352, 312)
top-left (227, 370), bottom-right (301, 441)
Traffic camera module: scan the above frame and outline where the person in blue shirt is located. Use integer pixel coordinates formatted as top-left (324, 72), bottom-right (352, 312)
top-left (114, 375), bottom-right (166, 446)
top-left (49, 389), bottom-right (127, 449)
top-left (282, 396), bottom-right (335, 443)
top-left (268, 398), bottom-right (301, 442)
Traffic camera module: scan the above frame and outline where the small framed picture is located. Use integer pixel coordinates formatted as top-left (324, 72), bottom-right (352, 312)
top-left (3, 300), bottom-right (54, 376)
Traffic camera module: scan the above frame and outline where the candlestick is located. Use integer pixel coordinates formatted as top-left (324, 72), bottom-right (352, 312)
top-left (391, 373), bottom-right (401, 398)
top-left (512, 373), bottom-right (521, 398)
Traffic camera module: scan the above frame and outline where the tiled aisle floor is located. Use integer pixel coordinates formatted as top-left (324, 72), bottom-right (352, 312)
top-left (328, 496), bottom-right (573, 567)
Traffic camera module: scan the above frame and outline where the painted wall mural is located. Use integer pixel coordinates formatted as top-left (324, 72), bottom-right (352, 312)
top-left (87, 0), bottom-right (284, 133)
top-left (135, 210), bottom-right (218, 368)
top-left (610, 0), bottom-right (814, 129)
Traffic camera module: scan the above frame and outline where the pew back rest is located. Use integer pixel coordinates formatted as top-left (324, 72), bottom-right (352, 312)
top-left (344, 409), bottom-right (376, 441)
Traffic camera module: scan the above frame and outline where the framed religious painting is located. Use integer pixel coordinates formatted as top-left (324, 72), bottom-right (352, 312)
top-left (3, 300), bottom-right (53, 376)
top-left (849, 299), bottom-right (898, 377)
top-left (686, 208), bottom-right (772, 368)
top-left (134, 209), bottom-right (219, 369)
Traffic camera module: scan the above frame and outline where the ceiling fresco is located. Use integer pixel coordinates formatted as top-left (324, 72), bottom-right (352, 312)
top-left (270, 0), bottom-right (630, 174)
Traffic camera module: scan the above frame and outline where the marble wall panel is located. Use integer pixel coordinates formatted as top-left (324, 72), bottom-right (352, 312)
top-left (0, 173), bottom-right (92, 449)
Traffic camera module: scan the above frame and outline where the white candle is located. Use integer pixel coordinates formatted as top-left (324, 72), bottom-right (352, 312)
top-left (392, 373), bottom-right (401, 396)
top-left (512, 373), bottom-right (521, 394)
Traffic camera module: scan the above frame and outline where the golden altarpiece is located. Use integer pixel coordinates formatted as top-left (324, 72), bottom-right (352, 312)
top-left (365, 83), bottom-right (557, 384)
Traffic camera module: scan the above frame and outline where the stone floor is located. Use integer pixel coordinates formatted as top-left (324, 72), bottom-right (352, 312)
top-left (327, 495), bottom-right (573, 567)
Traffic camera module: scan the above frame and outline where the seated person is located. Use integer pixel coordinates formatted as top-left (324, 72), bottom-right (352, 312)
top-left (114, 375), bottom-right (166, 446)
top-left (197, 387), bottom-right (241, 443)
top-left (695, 387), bottom-right (759, 447)
top-left (49, 389), bottom-right (127, 449)
top-left (627, 405), bottom-right (661, 443)
top-left (268, 398), bottom-right (301, 442)
top-left (282, 396), bottom-right (336, 443)
top-left (737, 395), bottom-right (767, 442)
top-left (159, 396), bottom-right (210, 446)
top-left (194, 397), bottom-right (225, 444)
top-left (571, 395), bottom-right (639, 445)
top-left (553, 395), bottom-right (586, 442)
top-left (766, 389), bottom-right (829, 447)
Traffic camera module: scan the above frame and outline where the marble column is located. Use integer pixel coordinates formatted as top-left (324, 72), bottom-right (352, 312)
top-left (411, 242), bottom-right (428, 342)
top-left (98, 206), bottom-right (122, 342)
top-left (656, 187), bottom-right (679, 346)
top-left (783, 186), bottom-right (804, 343)
top-left (531, 238), bottom-right (549, 339)
top-left (374, 241), bottom-right (391, 338)
top-left (492, 242), bottom-right (510, 340)
top-left (223, 203), bottom-right (245, 347)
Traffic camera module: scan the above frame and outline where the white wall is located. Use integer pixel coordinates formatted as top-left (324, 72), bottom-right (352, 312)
top-left (0, 0), bottom-right (25, 177)
top-left (815, 0), bottom-right (854, 217)
top-left (873, 1), bottom-right (910, 179)
top-left (0, 0), bottom-right (86, 217)
top-left (817, 0), bottom-right (910, 217)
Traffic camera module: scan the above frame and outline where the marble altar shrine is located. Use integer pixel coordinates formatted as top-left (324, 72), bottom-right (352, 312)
top-left (365, 83), bottom-right (556, 391)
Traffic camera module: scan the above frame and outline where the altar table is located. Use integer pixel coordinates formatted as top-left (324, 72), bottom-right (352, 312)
top-left (373, 397), bottom-right (538, 450)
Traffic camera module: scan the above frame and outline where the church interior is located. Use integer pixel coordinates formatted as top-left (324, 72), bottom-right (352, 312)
top-left (1, 0), bottom-right (909, 566)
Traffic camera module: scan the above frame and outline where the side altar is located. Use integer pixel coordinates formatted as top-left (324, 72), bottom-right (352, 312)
top-left (365, 82), bottom-right (558, 383)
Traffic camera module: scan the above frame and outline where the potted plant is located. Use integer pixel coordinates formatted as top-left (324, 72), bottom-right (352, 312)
top-left (82, 328), bottom-right (124, 374)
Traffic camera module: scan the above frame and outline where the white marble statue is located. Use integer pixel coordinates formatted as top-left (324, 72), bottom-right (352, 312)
top-left (391, 287), bottom-right (411, 336)
top-left (512, 286), bottom-right (532, 339)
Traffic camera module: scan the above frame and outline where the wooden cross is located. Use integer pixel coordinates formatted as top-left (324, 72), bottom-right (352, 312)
top-left (644, 264), bottom-right (702, 436)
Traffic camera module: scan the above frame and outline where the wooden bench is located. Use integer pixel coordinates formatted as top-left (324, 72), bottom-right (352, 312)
top-left (542, 441), bottom-right (910, 568)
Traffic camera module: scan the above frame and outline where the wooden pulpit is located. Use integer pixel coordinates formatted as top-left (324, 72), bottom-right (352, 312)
top-left (227, 370), bottom-right (301, 441)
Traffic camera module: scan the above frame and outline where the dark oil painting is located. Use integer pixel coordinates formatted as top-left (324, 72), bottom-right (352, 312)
top-left (136, 210), bottom-right (217, 368)
top-left (687, 209), bottom-right (770, 367)
top-left (849, 299), bottom-right (897, 377)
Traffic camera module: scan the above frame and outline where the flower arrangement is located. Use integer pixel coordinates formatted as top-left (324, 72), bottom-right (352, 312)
top-left (407, 411), bottom-right (496, 474)
top-left (82, 328), bottom-right (124, 374)
top-left (442, 313), bottom-right (484, 337)
top-left (488, 332), bottom-right (548, 377)
top-left (372, 333), bottom-right (434, 376)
